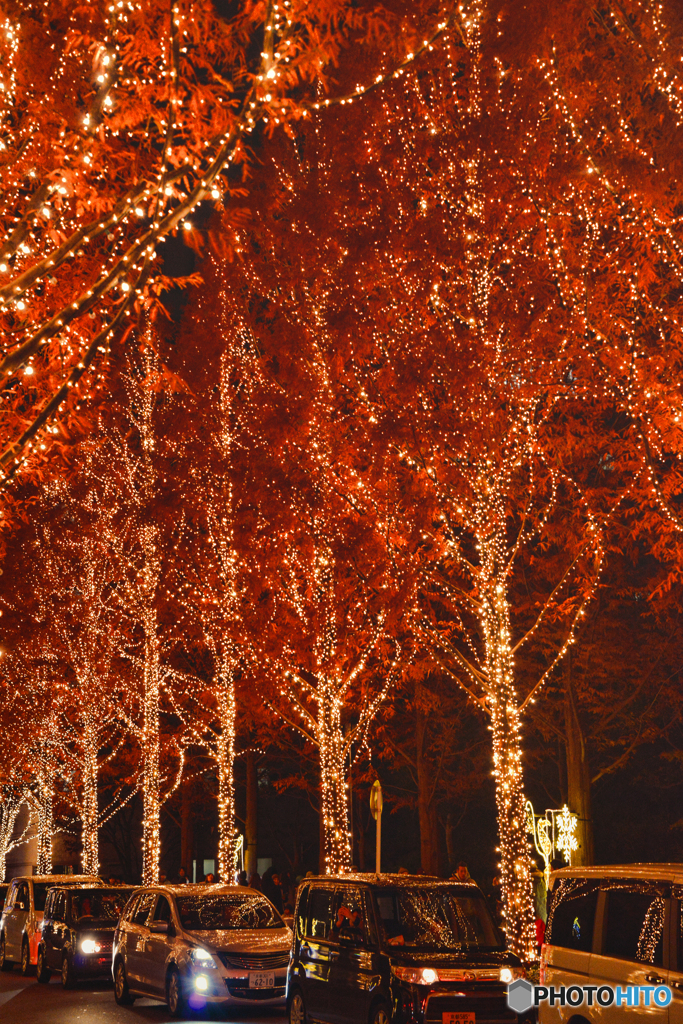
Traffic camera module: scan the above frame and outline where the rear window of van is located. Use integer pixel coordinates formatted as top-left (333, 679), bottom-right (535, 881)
top-left (546, 879), bottom-right (598, 952)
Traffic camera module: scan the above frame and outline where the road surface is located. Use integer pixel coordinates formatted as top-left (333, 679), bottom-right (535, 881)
top-left (0, 967), bottom-right (287, 1023)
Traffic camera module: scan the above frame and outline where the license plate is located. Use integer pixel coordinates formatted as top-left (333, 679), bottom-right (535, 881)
top-left (249, 971), bottom-right (275, 989)
top-left (442, 1014), bottom-right (475, 1024)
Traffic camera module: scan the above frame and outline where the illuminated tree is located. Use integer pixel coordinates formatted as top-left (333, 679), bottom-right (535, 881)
top-left (0, 0), bottom-right (445, 492)
top-left (165, 268), bottom-right (265, 883)
top-left (0, 783), bottom-right (32, 881)
top-left (93, 343), bottom-right (184, 884)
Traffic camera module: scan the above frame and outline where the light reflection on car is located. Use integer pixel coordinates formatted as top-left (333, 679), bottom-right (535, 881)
top-left (112, 884), bottom-right (292, 1014)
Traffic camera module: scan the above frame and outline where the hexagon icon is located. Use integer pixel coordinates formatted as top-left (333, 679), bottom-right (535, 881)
top-left (507, 978), bottom-right (534, 1014)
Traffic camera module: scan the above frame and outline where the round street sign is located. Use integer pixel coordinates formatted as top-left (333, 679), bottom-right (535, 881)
top-left (370, 779), bottom-right (383, 820)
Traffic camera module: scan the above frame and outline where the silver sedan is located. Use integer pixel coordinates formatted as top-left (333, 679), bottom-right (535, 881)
top-left (112, 884), bottom-right (292, 1015)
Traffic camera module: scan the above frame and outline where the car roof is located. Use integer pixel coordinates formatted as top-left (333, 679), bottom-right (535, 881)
top-left (303, 873), bottom-right (478, 888)
top-left (138, 883), bottom-right (260, 897)
top-left (9, 875), bottom-right (102, 885)
top-left (550, 864), bottom-right (683, 886)
top-left (48, 883), bottom-right (134, 892)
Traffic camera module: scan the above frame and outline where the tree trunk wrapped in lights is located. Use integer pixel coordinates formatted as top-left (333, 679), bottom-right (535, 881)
top-left (0, 785), bottom-right (31, 883)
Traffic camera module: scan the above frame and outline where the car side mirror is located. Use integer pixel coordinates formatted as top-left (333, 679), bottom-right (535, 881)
top-left (150, 921), bottom-right (169, 935)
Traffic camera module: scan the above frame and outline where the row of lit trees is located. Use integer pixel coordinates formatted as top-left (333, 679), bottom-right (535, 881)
top-left (2, 0), bottom-right (683, 962)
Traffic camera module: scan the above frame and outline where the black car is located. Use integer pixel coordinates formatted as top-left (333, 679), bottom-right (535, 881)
top-left (37, 884), bottom-right (135, 988)
top-left (288, 874), bottom-right (530, 1024)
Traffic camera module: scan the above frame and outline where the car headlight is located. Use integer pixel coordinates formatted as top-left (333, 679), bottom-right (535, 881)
top-left (500, 967), bottom-right (526, 983)
top-left (189, 947), bottom-right (217, 969)
top-left (80, 939), bottom-right (101, 954)
top-left (392, 966), bottom-right (439, 985)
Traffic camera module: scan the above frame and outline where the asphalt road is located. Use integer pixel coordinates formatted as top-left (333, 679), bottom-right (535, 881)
top-left (0, 968), bottom-right (287, 1023)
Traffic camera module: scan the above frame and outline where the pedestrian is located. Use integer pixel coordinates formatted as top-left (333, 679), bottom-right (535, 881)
top-left (238, 869), bottom-right (248, 887)
top-left (451, 862), bottom-right (474, 884)
top-left (249, 871), bottom-right (263, 892)
top-left (176, 866), bottom-right (189, 884)
top-left (205, 872), bottom-right (216, 884)
top-left (398, 866), bottom-right (409, 875)
top-left (262, 866), bottom-right (284, 912)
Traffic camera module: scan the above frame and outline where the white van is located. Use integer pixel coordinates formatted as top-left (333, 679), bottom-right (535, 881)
top-left (540, 864), bottom-right (683, 1023)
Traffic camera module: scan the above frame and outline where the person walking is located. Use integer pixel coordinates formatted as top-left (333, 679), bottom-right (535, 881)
top-left (249, 871), bottom-right (263, 892)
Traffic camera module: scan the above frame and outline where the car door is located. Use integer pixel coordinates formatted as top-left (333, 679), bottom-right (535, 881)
top-left (41, 891), bottom-right (57, 968)
top-left (5, 882), bottom-right (29, 959)
top-left (327, 885), bottom-right (379, 1024)
top-left (301, 884), bottom-right (338, 1021)
top-left (50, 892), bottom-right (69, 967)
top-left (125, 891), bottom-right (157, 990)
top-left (588, 881), bottom-right (670, 1024)
top-left (143, 895), bottom-right (173, 996)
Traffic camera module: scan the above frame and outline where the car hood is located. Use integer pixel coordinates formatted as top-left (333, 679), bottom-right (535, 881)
top-left (387, 949), bottom-right (521, 970)
top-left (75, 923), bottom-right (117, 935)
top-left (183, 926), bottom-right (292, 954)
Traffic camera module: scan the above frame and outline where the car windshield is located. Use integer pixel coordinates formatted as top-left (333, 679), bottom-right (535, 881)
top-left (373, 887), bottom-right (503, 950)
top-left (177, 893), bottom-right (284, 931)
top-left (70, 888), bottom-right (133, 923)
top-left (33, 885), bottom-right (50, 912)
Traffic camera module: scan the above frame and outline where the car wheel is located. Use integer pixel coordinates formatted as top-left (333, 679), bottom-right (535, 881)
top-left (370, 1000), bottom-right (392, 1024)
top-left (167, 967), bottom-right (186, 1017)
top-left (61, 952), bottom-right (76, 989)
top-left (20, 938), bottom-right (32, 976)
top-left (289, 989), bottom-right (307, 1024)
top-left (36, 945), bottom-right (51, 984)
top-left (0, 935), bottom-right (12, 971)
top-left (114, 959), bottom-right (136, 1006)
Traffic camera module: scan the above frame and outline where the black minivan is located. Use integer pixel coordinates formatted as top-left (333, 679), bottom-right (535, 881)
top-left (288, 874), bottom-right (530, 1024)
top-left (37, 884), bottom-right (135, 988)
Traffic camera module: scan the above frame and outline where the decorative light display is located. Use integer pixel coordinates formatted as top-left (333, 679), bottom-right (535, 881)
top-left (555, 805), bottom-right (579, 864)
top-left (526, 800), bottom-right (579, 886)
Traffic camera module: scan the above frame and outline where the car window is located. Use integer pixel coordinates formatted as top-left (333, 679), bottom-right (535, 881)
top-left (17, 883), bottom-right (29, 909)
top-left (296, 885), bottom-right (309, 938)
top-left (53, 892), bottom-right (67, 922)
top-left (32, 884), bottom-right (50, 912)
top-left (176, 893), bottom-right (284, 931)
top-left (5, 884), bottom-right (17, 909)
top-left (0, 887), bottom-right (7, 910)
top-left (70, 888), bottom-right (131, 923)
top-left (331, 887), bottom-right (367, 944)
top-left (546, 879), bottom-right (599, 953)
top-left (603, 888), bottom-right (666, 966)
top-left (363, 889), bottom-right (379, 946)
top-left (152, 896), bottom-right (172, 923)
top-left (307, 887), bottom-right (335, 940)
top-left (132, 892), bottom-right (156, 927)
top-left (373, 886), bottom-right (502, 950)
top-left (122, 893), bottom-right (141, 923)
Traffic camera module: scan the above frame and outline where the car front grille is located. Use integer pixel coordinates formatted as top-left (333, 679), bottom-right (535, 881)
top-left (218, 951), bottom-right (289, 970)
top-left (425, 990), bottom-right (517, 1024)
top-left (225, 982), bottom-right (286, 1000)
